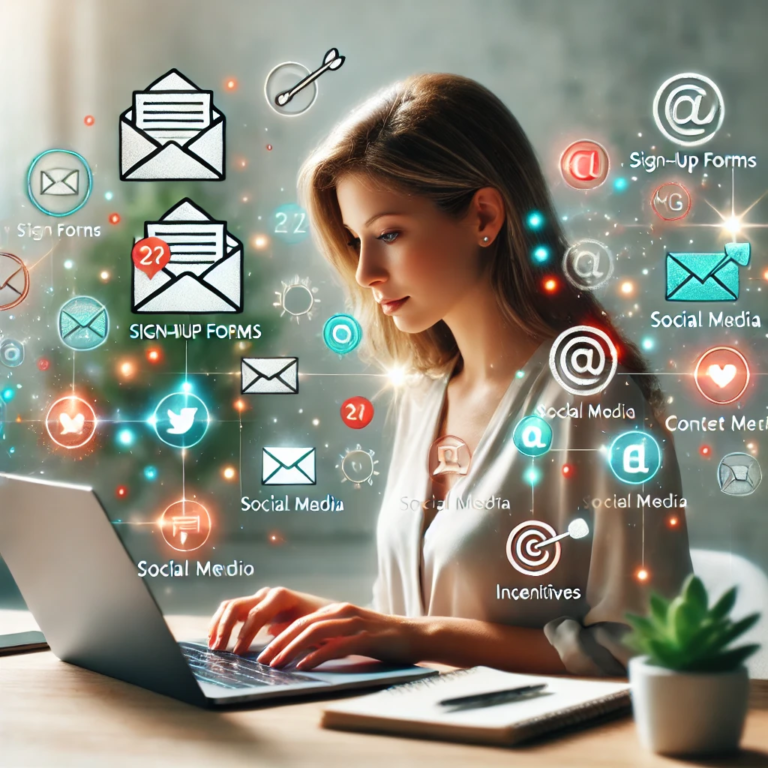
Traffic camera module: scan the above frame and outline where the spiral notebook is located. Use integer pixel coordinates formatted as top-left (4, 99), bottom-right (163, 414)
top-left (322, 667), bottom-right (631, 746)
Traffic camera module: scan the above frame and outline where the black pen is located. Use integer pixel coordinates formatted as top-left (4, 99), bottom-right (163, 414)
top-left (438, 683), bottom-right (548, 710)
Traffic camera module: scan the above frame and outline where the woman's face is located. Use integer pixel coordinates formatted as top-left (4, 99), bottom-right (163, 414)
top-left (336, 173), bottom-right (492, 334)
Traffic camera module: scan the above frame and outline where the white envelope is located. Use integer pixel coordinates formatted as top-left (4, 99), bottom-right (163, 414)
top-left (262, 447), bottom-right (316, 485)
top-left (40, 168), bottom-right (79, 195)
top-left (242, 358), bottom-right (299, 395)
top-left (120, 69), bottom-right (225, 181)
top-left (132, 198), bottom-right (243, 314)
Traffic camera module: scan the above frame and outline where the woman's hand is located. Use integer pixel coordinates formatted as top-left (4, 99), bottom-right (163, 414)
top-left (208, 587), bottom-right (333, 654)
top-left (255, 602), bottom-right (425, 670)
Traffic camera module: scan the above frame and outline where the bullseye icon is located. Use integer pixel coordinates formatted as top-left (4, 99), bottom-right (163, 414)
top-left (505, 518), bottom-right (589, 576)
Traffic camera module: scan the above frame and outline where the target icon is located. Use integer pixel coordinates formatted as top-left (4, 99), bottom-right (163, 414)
top-left (506, 521), bottom-right (561, 576)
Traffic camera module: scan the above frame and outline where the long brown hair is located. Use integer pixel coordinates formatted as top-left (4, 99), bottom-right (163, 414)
top-left (299, 73), bottom-right (663, 414)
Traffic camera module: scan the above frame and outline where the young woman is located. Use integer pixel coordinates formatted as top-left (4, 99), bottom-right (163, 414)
top-left (209, 74), bottom-right (692, 675)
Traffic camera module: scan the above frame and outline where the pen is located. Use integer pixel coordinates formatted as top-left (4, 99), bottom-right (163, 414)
top-left (438, 683), bottom-right (548, 710)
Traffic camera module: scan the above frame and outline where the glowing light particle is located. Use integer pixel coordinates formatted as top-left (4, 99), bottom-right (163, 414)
top-left (724, 216), bottom-right (741, 236)
top-left (636, 568), bottom-right (649, 582)
top-left (104, 191), bottom-right (113, 201)
top-left (37, 358), bottom-right (50, 371)
top-left (562, 463), bottom-right (574, 477)
top-left (266, 144), bottom-right (273, 151)
top-left (700, 445), bottom-right (711, 458)
top-left (613, 177), bottom-right (628, 191)
top-left (543, 278), bottom-right (558, 293)
top-left (225, 78), bottom-right (238, 91)
top-left (117, 428), bottom-right (134, 446)
top-left (668, 516), bottom-right (678, 527)
top-left (181, 382), bottom-right (193, 392)
top-left (119, 361), bottom-right (134, 378)
top-left (223, 466), bottom-right (236, 480)
top-left (533, 246), bottom-right (549, 263)
top-left (116, 485), bottom-right (128, 498)
top-left (84, 115), bottom-right (95, 126)
top-left (527, 211), bottom-right (544, 230)
top-left (620, 281), bottom-right (634, 295)
top-left (144, 466), bottom-right (158, 481)
top-left (64, 260), bottom-right (74, 270)
top-left (388, 366), bottom-right (406, 387)
top-left (524, 465), bottom-right (541, 486)
top-left (253, 234), bottom-right (269, 250)
top-left (2, 388), bottom-right (15, 402)
top-left (109, 213), bottom-right (121, 225)
top-left (100, 271), bottom-right (110, 282)
top-left (641, 337), bottom-right (654, 351)
top-left (234, 399), bottom-right (245, 412)
top-left (515, 370), bottom-right (525, 379)
top-left (147, 348), bottom-right (161, 363)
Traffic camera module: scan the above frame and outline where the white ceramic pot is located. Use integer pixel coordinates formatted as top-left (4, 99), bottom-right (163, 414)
top-left (628, 656), bottom-right (750, 756)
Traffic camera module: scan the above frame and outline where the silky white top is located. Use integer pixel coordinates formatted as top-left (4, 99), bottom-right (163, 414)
top-left (371, 342), bottom-right (692, 675)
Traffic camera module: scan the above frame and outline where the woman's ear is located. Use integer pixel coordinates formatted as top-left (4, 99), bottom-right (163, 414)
top-left (471, 187), bottom-right (505, 246)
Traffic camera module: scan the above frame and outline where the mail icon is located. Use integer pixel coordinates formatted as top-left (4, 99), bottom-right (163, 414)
top-left (132, 199), bottom-right (243, 314)
top-left (666, 242), bottom-right (750, 302)
top-left (40, 168), bottom-right (79, 195)
top-left (58, 296), bottom-right (109, 351)
top-left (120, 69), bottom-right (225, 181)
top-left (242, 358), bottom-right (299, 395)
top-left (262, 447), bottom-right (317, 486)
top-left (0, 253), bottom-right (30, 311)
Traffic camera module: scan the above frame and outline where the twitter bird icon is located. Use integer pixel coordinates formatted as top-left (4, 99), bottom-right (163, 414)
top-left (152, 393), bottom-right (209, 448)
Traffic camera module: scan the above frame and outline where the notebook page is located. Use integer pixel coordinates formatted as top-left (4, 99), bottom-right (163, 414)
top-left (146, 222), bottom-right (225, 277)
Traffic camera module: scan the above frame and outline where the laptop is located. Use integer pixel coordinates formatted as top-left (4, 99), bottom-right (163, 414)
top-left (0, 473), bottom-right (436, 707)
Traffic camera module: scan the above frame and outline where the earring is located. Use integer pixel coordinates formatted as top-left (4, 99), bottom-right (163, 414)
top-left (482, 236), bottom-right (490, 244)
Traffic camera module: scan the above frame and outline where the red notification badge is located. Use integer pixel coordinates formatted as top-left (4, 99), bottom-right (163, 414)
top-left (132, 237), bottom-right (171, 279)
top-left (341, 396), bottom-right (374, 429)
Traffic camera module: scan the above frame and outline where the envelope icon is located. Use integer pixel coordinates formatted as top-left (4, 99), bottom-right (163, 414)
top-left (120, 69), bottom-right (225, 181)
top-left (132, 198), bottom-right (243, 314)
top-left (40, 168), bottom-right (79, 195)
top-left (666, 242), bottom-right (750, 302)
top-left (262, 447), bottom-right (316, 485)
top-left (58, 296), bottom-right (109, 351)
top-left (0, 253), bottom-right (30, 311)
top-left (242, 357), bottom-right (299, 395)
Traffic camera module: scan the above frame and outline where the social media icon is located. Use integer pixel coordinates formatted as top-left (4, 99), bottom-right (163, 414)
top-left (152, 392), bottom-right (209, 448)
top-left (549, 326), bottom-right (618, 396)
top-left (274, 277), bottom-right (321, 322)
top-left (58, 296), bottom-right (109, 351)
top-left (341, 396), bottom-right (374, 429)
top-left (339, 445), bottom-right (379, 488)
top-left (608, 431), bottom-right (662, 485)
top-left (512, 416), bottom-right (553, 457)
top-left (653, 73), bottom-right (724, 147)
top-left (159, 499), bottom-right (212, 552)
top-left (0, 339), bottom-right (24, 368)
top-left (45, 395), bottom-right (98, 450)
top-left (27, 149), bottom-right (93, 217)
top-left (562, 240), bottom-right (614, 290)
top-left (428, 436), bottom-right (471, 484)
top-left (241, 357), bottom-right (299, 395)
top-left (718, 453), bottom-right (762, 497)
top-left (694, 347), bottom-right (750, 405)
top-left (263, 447), bottom-right (317, 485)
top-left (666, 242), bottom-right (749, 302)
top-left (651, 182), bottom-right (692, 222)
top-left (0, 253), bottom-right (30, 311)
top-left (323, 313), bottom-right (362, 355)
top-left (560, 140), bottom-right (610, 190)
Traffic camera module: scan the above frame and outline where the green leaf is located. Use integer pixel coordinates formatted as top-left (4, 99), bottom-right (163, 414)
top-left (669, 597), bottom-right (699, 647)
top-left (647, 638), bottom-right (684, 669)
top-left (711, 614), bottom-right (761, 650)
top-left (689, 644), bottom-right (760, 673)
top-left (649, 593), bottom-right (670, 630)
top-left (709, 587), bottom-right (737, 622)
top-left (683, 576), bottom-right (708, 620)
top-left (625, 614), bottom-right (659, 639)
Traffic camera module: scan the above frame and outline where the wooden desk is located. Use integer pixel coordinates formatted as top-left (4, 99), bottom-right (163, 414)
top-left (1, 610), bottom-right (768, 768)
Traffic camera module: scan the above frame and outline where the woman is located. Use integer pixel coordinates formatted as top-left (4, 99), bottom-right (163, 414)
top-left (209, 74), bottom-right (692, 675)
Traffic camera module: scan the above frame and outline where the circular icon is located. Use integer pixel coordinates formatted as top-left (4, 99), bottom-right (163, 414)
top-left (323, 314), bottom-right (362, 355)
top-left (341, 396), bottom-right (374, 429)
top-left (506, 521), bottom-right (561, 577)
top-left (694, 347), bottom-right (750, 405)
top-left (428, 435), bottom-right (472, 485)
top-left (273, 203), bottom-right (309, 244)
top-left (562, 240), bottom-right (614, 290)
top-left (152, 392), bottom-right (209, 449)
top-left (339, 446), bottom-right (379, 487)
top-left (651, 182), bottom-right (692, 222)
top-left (27, 149), bottom-right (93, 217)
top-left (159, 499), bottom-right (212, 552)
top-left (718, 453), bottom-right (762, 497)
top-left (549, 326), bottom-right (618, 396)
top-left (0, 253), bottom-right (30, 311)
top-left (45, 395), bottom-right (98, 449)
top-left (653, 73), bottom-right (724, 147)
top-left (559, 140), bottom-right (610, 190)
top-left (0, 340), bottom-right (24, 368)
top-left (132, 237), bottom-right (172, 279)
top-left (58, 296), bottom-right (109, 351)
top-left (608, 431), bottom-right (662, 485)
top-left (265, 62), bottom-right (318, 116)
top-left (512, 416), bottom-right (553, 458)
top-left (274, 277), bottom-right (320, 322)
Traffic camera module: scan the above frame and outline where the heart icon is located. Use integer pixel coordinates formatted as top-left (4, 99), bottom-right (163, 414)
top-left (707, 364), bottom-right (737, 389)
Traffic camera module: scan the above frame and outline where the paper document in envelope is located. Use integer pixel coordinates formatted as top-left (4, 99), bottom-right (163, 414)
top-left (262, 447), bottom-right (317, 485)
top-left (119, 69), bottom-right (225, 181)
top-left (131, 198), bottom-right (243, 314)
top-left (241, 358), bottom-right (299, 395)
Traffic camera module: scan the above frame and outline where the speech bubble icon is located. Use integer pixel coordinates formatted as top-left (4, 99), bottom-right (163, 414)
top-left (132, 237), bottom-right (171, 279)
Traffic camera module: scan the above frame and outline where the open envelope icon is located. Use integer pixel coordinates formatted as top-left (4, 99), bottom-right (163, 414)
top-left (40, 168), bottom-right (79, 195)
top-left (120, 69), bottom-right (225, 181)
top-left (242, 358), bottom-right (299, 395)
top-left (58, 296), bottom-right (109, 351)
top-left (666, 242), bottom-right (750, 302)
top-left (0, 253), bottom-right (30, 311)
top-left (132, 198), bottom-right (243, 314)
top-left (262, 447), bottom-right (317, 485)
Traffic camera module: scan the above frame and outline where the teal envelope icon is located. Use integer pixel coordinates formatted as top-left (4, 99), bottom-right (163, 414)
top-left (666, 243), bottom-right (750, 302)
top-left (58, 296), bottom-right (109, 351)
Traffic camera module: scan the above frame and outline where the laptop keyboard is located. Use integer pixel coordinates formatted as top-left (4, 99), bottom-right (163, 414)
top-left (180, 642), bottom-right (320, 690)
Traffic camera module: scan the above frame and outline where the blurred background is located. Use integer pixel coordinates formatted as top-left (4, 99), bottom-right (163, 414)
top-left (0, 0), bottom-right (767, 668)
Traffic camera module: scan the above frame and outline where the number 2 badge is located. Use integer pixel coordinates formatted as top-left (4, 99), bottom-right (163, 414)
top-left (341, 396), bottom-right (374, 429)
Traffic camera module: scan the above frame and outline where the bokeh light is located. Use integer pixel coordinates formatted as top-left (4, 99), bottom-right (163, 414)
top-left (109, 213), bottom-right (121, 225)
top-left (526, 211), bottom-right (544, 230)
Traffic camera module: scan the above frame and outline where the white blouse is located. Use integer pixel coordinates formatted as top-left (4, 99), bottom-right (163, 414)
top-left (371, 342), bottom-right (692, 675)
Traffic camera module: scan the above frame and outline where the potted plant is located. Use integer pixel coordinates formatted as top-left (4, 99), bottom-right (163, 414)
top-left (625, 574), bottom-right (760, 756)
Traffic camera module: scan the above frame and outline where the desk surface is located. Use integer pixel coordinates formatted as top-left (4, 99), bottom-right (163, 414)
top-left (2, 610), bottom-right (768, 768)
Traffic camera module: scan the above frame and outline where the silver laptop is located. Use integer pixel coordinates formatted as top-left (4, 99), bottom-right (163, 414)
top-left (0, 473), bottom-right (435, 707)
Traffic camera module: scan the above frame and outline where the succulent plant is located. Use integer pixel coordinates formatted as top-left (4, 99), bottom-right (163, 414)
top-left (625, 574), bottom-right (761, 673)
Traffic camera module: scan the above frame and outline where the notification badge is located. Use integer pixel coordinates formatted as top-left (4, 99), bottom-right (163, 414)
top-left (560, 140), bottom-right (610, 190)
top-left (159, 499), bottom-right (212, 552)
top-left (651, 182), bottom-right (692, 222)
top-left (694, 347), bottom-right (750, 405)
top-left (341, 396), bottom-right (374, 429)
top-left (132, 237), bottom-right (171, 279)
top-left (45, 395), bottom-right (98, 449)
